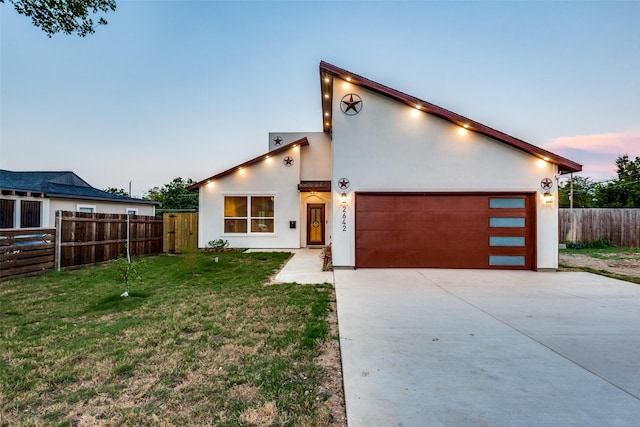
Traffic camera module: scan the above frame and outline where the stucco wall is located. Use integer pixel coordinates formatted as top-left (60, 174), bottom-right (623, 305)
top-left (50, 199), bottom-right (156, 225)
top-left (330, 77), bottom-right (560, 269)
top-left (268, 132), bottom-right (332, 181)
top-left (198, 143), bottom-right (303, 249)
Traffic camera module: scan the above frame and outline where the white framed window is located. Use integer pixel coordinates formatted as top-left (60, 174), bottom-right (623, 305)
top-left (126, 208), bottom-right (138, 215)
top-left (77, 204), bottom-right (96, 213)
top-left (224, 195), bottom-right (275, 234)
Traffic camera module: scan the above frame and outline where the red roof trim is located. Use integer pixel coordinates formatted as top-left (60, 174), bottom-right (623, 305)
top-left (320, 61), bottom-right (582, 174)
top-left (188, 137), bottom-right (309, 190)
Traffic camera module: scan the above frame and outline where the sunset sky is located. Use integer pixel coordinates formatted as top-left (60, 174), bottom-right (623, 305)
top-left (2, 1), bottom-right (639, 196)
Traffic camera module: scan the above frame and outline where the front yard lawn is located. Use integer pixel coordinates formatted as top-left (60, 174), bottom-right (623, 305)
top-left (0, 251), bottom-right (335, 426)
top-left (559, 247), bottom-right (640, 284)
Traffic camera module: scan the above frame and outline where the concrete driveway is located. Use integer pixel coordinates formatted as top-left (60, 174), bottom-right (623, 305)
top-left (334, 269), bottom-right (640, 426)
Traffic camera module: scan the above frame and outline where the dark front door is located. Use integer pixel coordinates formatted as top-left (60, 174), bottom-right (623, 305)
top-left (307, 204), bottom-right (325, 246)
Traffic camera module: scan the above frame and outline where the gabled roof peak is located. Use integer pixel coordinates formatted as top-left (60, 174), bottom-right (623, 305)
top-left (188, 137), bottom-right (310, 190)
top-left (319, 61), bottom-right (581, 174)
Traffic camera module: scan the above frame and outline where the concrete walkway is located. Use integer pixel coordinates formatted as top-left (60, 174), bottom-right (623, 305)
top-left (245, 248), bottom-right (334, 284)
top-left (335, 269), bottom-right (640, 427)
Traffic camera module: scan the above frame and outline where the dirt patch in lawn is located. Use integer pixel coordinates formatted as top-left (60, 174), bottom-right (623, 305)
top-left (318, 297), bottom-right (347, 426)
top-left (559, 251), bottom-right (640, 279)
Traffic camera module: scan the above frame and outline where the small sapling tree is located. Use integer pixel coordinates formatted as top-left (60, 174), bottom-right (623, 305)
top-left (110, 245), bottom-right (144, 297)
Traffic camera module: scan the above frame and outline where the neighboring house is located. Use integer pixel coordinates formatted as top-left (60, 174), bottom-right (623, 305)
top-left (189, 61), bottom-right (582, 270)
top-left (0, 170), bottom-right (160, 229)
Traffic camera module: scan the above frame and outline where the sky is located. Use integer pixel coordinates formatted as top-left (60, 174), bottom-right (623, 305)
top-left (1, 0), bottom-right (639, 197)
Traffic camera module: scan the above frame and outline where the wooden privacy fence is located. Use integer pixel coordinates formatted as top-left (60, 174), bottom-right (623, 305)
top-left (163, 212), bottom-right (198, 253)
top-left (0, 229), bottom-right (56, 279)
top-left (57, 211), bottom-right (163, 269)
top-left (559, 208), bottom-right (640, 248)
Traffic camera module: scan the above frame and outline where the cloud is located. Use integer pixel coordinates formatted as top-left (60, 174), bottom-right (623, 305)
top-left (543, 132), bottom-right (640, 180)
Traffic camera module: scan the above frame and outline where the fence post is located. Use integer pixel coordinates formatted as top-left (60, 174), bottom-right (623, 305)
top-left (56, 210), bottom-right (62, 271)
top-left (126, 214), bottom-right (131, 262)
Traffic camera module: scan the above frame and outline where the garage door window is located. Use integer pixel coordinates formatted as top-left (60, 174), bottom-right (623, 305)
top-left (489, 255), bottom-right (526, 266)
top-left (489, 198), bottom-right (525, 208)
top-left (489, 236), bottom-right (525, 247)
top-left (490, 217), bottom-right (525, 227)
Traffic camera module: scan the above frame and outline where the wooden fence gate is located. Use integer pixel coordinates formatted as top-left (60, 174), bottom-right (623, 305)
top-left (163, 213), bottom-right (198, 253)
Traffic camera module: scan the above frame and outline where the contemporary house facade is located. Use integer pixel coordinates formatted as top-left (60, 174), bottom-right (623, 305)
top-left (190, 61), bottom-right (581, 270)
top-left (0, 170), bottom-right (159, 229)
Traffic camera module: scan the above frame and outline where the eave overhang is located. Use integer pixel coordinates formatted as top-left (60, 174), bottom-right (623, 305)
top-left (0, 188), bottom-right (159, 205)
top-left (188, 137), bottom-right (310, 190)
top-left (320, 61), bottom-right (582, 174)
top-left (0, 189), bottom-right (45, 197)
top-left (46, 194), bottom-right (161, 205)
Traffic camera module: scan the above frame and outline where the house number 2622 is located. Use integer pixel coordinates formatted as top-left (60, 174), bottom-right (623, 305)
top-left (342, 206), bottom-right (347, 232)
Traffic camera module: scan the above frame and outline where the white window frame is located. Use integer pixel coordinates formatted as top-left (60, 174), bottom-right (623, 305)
top-left (76, 204), bottom-right (96, 213)
top-left (223, 195), bottom-right (275, 235)
top-left (126, 208), bottom-right (138, 215)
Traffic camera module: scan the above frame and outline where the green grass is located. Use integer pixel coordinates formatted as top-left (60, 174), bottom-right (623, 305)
top-left (560, 247), bottom-right (640, 285)
top-left (560, 247), bottom-right (640, 257)
top-left (560, 247), bottom-right (640, 262)
top-left (0, 251), bottom-right (336, 426)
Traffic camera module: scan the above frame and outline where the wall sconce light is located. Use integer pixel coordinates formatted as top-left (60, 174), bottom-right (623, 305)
top-left (543, 191), bottom-right (554, 204)
top-left (340, 192), bottom-right (348, 204)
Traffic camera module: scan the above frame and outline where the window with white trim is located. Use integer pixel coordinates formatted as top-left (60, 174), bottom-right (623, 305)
top-left (224, 196), bottom-right (274, 233)
top-left (126, 208), bottom-right (138, 215)
top-left (77, 204), bottom-right (96, 213)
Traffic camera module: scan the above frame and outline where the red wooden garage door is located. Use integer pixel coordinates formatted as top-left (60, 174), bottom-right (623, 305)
top-left (355, 193), bottom-right (536, 269)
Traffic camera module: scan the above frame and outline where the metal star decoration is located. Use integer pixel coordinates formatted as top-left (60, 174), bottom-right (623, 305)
top-left (338, 178), bottom-right (350, 189)
top-left (541, 178), bottom-right (553, 190)
top-left (273, 136), bottom-right (283, 146)
top-left (340, 93), bottom-right (362, 115)
top-left (283, 156), bottom-right (294, 166)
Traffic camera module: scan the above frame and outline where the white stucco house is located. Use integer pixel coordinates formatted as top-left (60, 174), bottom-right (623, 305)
top-left (189, 61), bottom-right (582, 270)
top-left (0, 170), bottom-right (159, 229)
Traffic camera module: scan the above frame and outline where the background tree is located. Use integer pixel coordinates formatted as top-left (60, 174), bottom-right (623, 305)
top-left (559, 176), bottom-right (596, 208)
top-left (1, 0), bottom-right (116, 37)
top-left (594, 154), bottom-right (640, 208)
top-left (104, 187), bottom-right (129, 197)
top-left (145, 178), bottom-right (198, 211)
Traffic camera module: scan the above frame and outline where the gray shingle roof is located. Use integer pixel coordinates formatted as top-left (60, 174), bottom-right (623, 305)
top-left (0, 170), bottom-right (159, 205)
